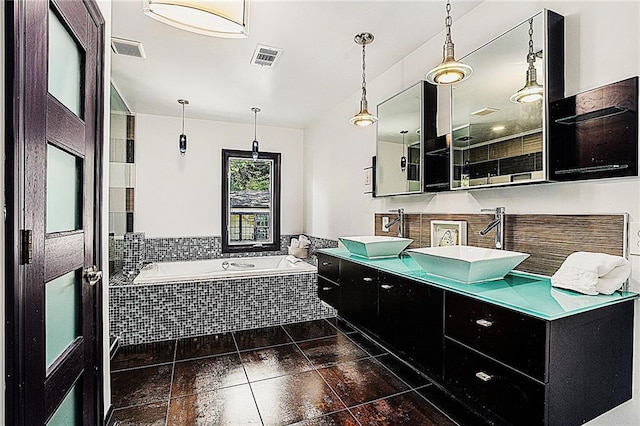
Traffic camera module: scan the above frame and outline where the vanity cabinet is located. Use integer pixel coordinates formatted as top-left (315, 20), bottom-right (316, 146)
top-left (317, 253), bottom-right (340, 309)
top-left (317, 251), bottom-right (635, 425)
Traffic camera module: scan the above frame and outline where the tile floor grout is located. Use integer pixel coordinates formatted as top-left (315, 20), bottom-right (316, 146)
top-left (163, 341), bottom-right (178, 426)
top-left (232, 331), bottom-right (266, 426)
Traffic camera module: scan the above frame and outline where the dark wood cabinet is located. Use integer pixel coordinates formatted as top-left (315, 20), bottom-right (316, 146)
top-left (339, 260), bottom-right (379, 335)
top-left (378, 271), bottom-right (443, 379)
top-left (317, 253), bottom-right (340, 309)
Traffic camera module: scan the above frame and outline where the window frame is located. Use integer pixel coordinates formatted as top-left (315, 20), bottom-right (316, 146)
top-left (221, 149), bottom-right (281, 253)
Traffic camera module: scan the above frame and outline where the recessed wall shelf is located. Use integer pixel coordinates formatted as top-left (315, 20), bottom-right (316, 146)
top-left (554, 106), bottom-right (631, 125)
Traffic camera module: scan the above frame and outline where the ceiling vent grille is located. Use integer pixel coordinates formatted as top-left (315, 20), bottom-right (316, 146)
top-left (250, 44), bottom-right (283, 67)
top-left (111, 37), bottom-right (146, 59)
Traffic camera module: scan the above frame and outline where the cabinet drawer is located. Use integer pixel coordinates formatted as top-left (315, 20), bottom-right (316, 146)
top-left (318, 276), bottom-right (339, 310)
top-left (445, 339), bottom-right (545, 425)
top-left (445, 292), bottom-right (547, 381)
top-left (317, 253), bottom-right (339, 283)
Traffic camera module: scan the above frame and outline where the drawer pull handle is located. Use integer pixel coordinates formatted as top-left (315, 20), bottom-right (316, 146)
top-left (476, 319), bottom-right (493, 328)
top-left (363, 277), bottom-right (375, 282)
top-left (322, 262), bottom-right (331, 266)
top-left (380, 284), bottom-right (393, 290)
top-left (475, 371), bottom-right (493, 382)
top-left (321, 287), bottom-right (332, 291)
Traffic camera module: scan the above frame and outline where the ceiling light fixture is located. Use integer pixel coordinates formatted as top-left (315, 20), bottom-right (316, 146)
top-left (143, 0), bottom-right (249, 38)
top-left (426, 0), bottom-right (472, 85)
top-left (510, 18), bottom-right (544, 103)
top-left (400, 130), bottom-right (408, 172)
top-left (349, 32), bottom-right (378, 127)
top-left (178, 99), bottom-right (189, 156)
top-left (251, 107), bottom-right (261, 160)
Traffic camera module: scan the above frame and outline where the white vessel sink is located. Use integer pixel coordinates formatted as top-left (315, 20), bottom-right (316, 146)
top-left (406, 245), bottom-right (529, 284)
top-left (339, 236), bottom-right (413, 259)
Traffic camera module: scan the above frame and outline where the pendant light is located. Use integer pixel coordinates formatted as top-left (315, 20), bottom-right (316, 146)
top-left (251, 107), bottom-right (261, 160)
top-left (178, 99), bottom-right (189, 156)
top-left (510, 18), bottom-right (543, 103)
top-left (349, 32), bottom-right (378, 126)
top-left (426, 0), bottom-right (472, 85)
top-left (400, 130), bottom-right (408, 172)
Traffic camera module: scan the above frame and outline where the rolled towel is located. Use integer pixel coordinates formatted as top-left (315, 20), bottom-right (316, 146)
top-left (551, 251), bottom-right (631, 295)
top-left (298, 234), bottom-right (311, 249)
top-left (290, 238), bottom-right (299, 248)
top-left (286, 255), bottom-right (303, 264)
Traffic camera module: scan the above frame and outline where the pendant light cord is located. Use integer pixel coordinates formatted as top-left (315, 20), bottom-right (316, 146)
top-left (181, 102), bottom-right (185, 134)
top-left (361, 43), bottom-right (367, 101)
top-left (253, 109), bottom-right (258, 140)
top-left (444, 0), bottom-right (452, 44)
top-left (527, 18), bottom-right (535, 63)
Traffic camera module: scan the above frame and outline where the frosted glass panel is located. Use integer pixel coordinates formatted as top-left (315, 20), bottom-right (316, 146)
top-left (48, 8), bottom-right (83, 117)
top-left (46, 270), bottom-right (80, 368)
top-left (46, 381), bottom-right (82, 425)
top-left (47, 144), bottom-right (82, 233)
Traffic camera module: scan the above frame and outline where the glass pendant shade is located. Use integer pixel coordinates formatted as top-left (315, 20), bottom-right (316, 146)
top-left (350, 99), bottom-right (378, 126)
top-left (143, 0), bottom-right (249, 38)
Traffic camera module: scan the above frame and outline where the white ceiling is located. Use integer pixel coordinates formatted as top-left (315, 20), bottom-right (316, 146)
top-left (110, 0), bottom-right (482, 129)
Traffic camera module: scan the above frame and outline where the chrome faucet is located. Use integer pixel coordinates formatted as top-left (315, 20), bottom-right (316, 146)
top-left (480, 207), bottom-right (505, 250)
top-left (385, 208), bottom-right (405, 238)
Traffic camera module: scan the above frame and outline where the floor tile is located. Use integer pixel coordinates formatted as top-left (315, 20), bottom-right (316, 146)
top-left (351, 390), bottom-right (457, 426)
top-left (110, 340), bottom-right (176, 371)
top-left (167, 384), bottom-right (262, 425)
top-left (171, 353), bottom-right (247, 398)
top-left (111, 364), bottom-right (173, 408)
top-left (283, 319), bottom-right (339, 342)
top-left (346, 332), bottom-right (388, 357)
top-left (417, 385), bottom-right (492, 426)
top-left (375, 354), bottom-right (432, 388)
top-left (293, 409), bottom-right (360, 426)
top-left (251, 370), bottom-right (346, 425)
top-left (318, 358), bottom-right (410, 407)
top-left (333, 318), bottom-right (357, 334)
top-left (241, 343), bottom-right (314, 382)
top-left (234, 325), bottom-right (292, 351)
top-left (175, 332), bottom-right (237, 361)
top-left (109, 402), bottom-right (167, 426)
top-left (297, 334), bottom-right (369, 368)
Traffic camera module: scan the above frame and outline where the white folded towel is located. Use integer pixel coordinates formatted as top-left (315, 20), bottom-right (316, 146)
top-left (551, 251), bottom-right (631, 295)
top-left (286, 255), bottom-right (303, 264)
top-left (298, 234), bottom-right (311, 249)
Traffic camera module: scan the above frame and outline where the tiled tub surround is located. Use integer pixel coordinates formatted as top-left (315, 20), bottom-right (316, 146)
top-left (110, 271), bottom-right (336, 345)
top-left (376, 213), bottom-right (626, 276)
top-left (119, 233), bottom-right (337, 274)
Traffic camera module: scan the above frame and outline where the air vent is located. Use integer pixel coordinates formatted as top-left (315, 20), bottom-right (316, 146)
top-left (250, 44), bottom-right (283, 67)
top-left (470, 107), bottom-right (499, 116)
top-left (111, 37), bottom-right (146, 59)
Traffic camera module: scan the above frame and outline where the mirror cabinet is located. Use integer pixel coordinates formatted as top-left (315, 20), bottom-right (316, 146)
top-left (374, 10), bottom-right (564, 195)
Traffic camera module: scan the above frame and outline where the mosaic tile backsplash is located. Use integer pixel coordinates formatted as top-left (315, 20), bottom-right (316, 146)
top-left (110, 272), bottom-right (336, 345)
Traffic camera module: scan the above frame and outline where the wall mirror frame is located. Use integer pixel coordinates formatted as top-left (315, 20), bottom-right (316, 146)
top-left (375, 81), bottom-right (425, 197)
top-left (450, 9), bottom-right (564, 190)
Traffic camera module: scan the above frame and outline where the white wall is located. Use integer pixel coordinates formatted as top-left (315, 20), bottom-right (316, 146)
top-left (135, 113), bottom-right (304, 238)
top-left (303, 2), bottom-right (640, 424)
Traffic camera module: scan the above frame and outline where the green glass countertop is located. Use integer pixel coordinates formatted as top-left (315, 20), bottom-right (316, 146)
top-left (318, 248), bottom-right (638, 321)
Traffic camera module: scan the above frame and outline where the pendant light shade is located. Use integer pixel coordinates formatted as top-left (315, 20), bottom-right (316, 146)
top-left (350, 32), bottom-right (378, 127)
top-left (178, 99), bottom-right (189, 155)
top-left (426, 0), bottom-right (472, 85)
top-left (510, 18), bottom-right (543, 103)
top-left (251, 107), bottom-right (260, 160)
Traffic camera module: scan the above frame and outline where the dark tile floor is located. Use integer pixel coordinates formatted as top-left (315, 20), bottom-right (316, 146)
top-left (109, 318), bottom-right (486, 426)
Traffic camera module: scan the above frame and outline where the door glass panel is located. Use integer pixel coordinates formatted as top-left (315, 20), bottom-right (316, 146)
top-left (48, 8), bottom-right (84, 118)
top-left (46, 144), bottom-right (82, 233)
top-left (46, 380), bottom-right (82, 426)
top-left (46, 270), bottom-right (81, 368)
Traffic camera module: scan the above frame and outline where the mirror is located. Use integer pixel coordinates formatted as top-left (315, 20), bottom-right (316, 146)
top-left (376, 81), bottom-right (423, 196)
top-left (451, 10), bottom-right (563, 189)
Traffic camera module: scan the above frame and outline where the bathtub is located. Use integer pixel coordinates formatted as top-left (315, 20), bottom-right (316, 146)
top-left (133, 255), bottom-right (317, 284)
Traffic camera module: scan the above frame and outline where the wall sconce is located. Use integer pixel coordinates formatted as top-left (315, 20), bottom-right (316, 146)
top-left (143, 0), bottom-right (249, 38)
top-left (251, 107), bottom-right (261, 160)
top-left (349, 32), bottom-right (378, 126)
top-left (426, 0), bottom-right (472, 85)
top-left (178, 99), bottom-right (189, 155)
top-left (400, 130), bottom-right (408, 171)
top-left (510, 18), bottom-right (543, 103)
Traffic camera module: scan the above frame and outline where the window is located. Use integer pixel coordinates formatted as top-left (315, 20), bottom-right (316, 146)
top-left (222, 150), bottom-right (281, 253)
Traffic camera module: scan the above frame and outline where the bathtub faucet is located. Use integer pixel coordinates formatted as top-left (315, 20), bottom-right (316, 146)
top-left (480, 207), bottom-right (505, 250)
top-left (385, 208), bottom-right (405, 238)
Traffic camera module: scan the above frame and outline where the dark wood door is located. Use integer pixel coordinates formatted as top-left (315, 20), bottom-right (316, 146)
top-left (339, 261), bottom-right (378, 334)
top-left (378, 272), bottom-right (444, 378)
top-left (5, 0), bottom-right (105, 424)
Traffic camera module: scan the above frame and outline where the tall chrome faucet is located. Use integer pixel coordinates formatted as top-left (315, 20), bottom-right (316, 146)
top-left (480, 207), bottom-right (505, 250)
top-left (385, 208), bottom-right (405, 238)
